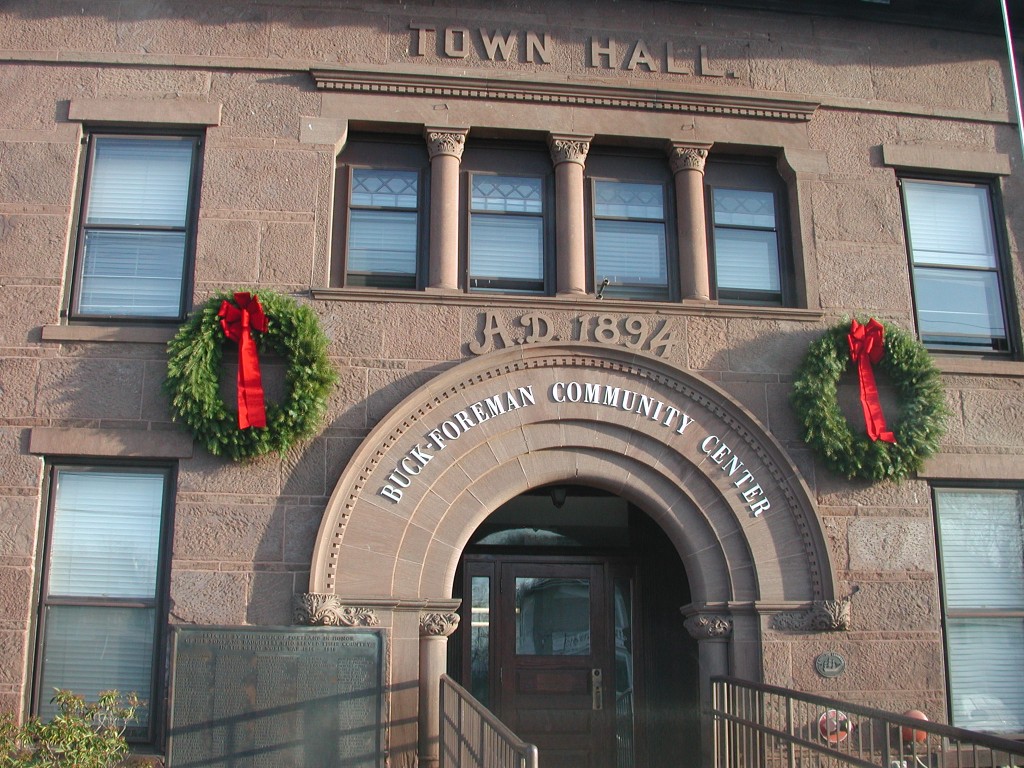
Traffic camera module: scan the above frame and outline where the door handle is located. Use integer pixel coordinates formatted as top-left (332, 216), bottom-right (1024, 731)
top-left (591, 668), bottom-right (603, 711)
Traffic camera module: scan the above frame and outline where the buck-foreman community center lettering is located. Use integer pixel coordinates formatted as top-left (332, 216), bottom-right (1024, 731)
top-left (378, 382), bottom-right (772, 517)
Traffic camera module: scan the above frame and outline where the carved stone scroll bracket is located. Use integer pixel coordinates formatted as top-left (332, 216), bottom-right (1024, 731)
top-left (770, 588), bottom-right (858, 632)
top-left (548, 133), bottom-right (592, 167)
top-left (294, 593), bottom-right (381, 627)
top-left (420, 611), bottom-right (460, 637)
top-left (424, 128), bottom-right (468, 160)
top-left (667, 143), bottom-right (710, 175)
top-left (683, 612), bottom-right (733, 640)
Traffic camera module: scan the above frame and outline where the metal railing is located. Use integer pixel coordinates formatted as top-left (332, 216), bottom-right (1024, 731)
top-left (712, 676), bottom-right (1024, 768)
top-left (439, 675), bottom-right (539, 768)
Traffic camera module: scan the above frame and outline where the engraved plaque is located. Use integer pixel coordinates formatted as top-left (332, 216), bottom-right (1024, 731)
top-left (167, 626), bottom-right (385, 768)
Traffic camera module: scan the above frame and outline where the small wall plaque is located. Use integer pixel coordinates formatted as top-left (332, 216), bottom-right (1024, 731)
top-left (815, 650), bottom-right (846, 678)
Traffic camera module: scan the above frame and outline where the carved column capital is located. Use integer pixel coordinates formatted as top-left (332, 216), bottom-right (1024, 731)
top-left (293, 593), bottom-right (380, 627)
top-left (683, 613), bottom-right (733, 640)
top-left (420, 611), bottom-right (460, 637)
top-left (667, 143), bottom-right (710, 175)
top-left (548, 133), bottom-right (592, 166)
top-left (771, 599), bottom-right (852, 632)
top-left (424, 128), bottom-right (468, 160)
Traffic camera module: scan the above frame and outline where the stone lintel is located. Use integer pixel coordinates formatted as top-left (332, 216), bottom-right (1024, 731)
top-left (29, 427), bottom-right (194, 459)
top-left (69, 98), bottom-right (222, 126)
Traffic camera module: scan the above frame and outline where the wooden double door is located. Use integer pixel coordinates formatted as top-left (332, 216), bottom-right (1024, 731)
top-left (458, 556), bottom-right (638, 768)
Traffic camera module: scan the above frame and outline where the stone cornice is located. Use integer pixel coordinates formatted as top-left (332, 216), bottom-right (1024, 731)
top-left (311, 68), bottom-right (819, 122)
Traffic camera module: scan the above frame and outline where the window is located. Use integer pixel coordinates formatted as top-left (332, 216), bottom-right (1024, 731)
top-left (71, 134), bottom-right (200, 320)
top-left (588, 152), bottom-right (673, 302)
top-left (706, 159), bottom-right (789, 306)
top-left (934, 488), bottom-right (1024, 734)
top-left (35, 466), bottom-right (172, 742)
top-left (468, 175), bottom-right (546, 293)
top-left (463, 143), bottom-right (552, 294)
top-left (901, 179), bottom-right (1010, 352)
top-left (335, 137), bottom-right (427, 289)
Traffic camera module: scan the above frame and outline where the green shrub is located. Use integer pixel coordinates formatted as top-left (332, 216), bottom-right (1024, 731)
top-left (0, 690), bottom-right (139, 767)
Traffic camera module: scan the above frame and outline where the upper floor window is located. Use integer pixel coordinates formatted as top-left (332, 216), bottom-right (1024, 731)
top-left (587, 151), bottom-right (673, 302)
top-left (35, 465), bottom-right (173, 743)
top-left (71, 134), bottom-right (200, 320)
top-left (468, 174), bottom-right (546, 293)
top-left (901, 178), bottom-right (1010, 353)
top-left (463, 143), bottom-right (552, 295)
top-left (934, 487), bottom-right (1024, 734)
top-left (334, 137), bottom-right (427, 289)
top-left (705, 159), bottom-right (789, 306)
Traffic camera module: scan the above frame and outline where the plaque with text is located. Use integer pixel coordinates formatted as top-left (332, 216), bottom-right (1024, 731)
top-left (167, 627), bottom-right (385, 768)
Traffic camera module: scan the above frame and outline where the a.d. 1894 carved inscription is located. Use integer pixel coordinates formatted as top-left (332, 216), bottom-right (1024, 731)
top-left (468, 310), bottom-right (678, 357)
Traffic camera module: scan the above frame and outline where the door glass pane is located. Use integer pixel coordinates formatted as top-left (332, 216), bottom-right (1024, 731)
top-left (614, 577), bottom-right (635, 768)
top-left (515, 577), bottom-right (590, 655)
top-left (470, 576), bottom-right (490, 706)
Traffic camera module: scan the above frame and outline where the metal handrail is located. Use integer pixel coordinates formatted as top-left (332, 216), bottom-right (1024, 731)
top-left (712, 675), bottom-right (1024, 768)
top-left (439, 675), bottom-right (539, 768)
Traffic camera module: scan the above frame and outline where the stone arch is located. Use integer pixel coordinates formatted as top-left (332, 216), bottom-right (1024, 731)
top-left (307, 342), bottom-right (837, 608)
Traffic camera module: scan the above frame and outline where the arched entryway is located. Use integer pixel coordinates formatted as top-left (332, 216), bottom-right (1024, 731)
top-left (299, 342), bottom-right (840, 768)
top-left (452, 486), bottom-right (699, 768)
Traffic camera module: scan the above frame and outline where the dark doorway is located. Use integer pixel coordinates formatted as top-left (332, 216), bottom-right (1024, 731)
top-left (451, 486), bottom-right (699, 768)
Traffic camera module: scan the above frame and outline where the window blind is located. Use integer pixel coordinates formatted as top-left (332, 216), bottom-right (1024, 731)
top-left (946, 619), bottom-right (1024, 733)
top-left (39, 605), bottom-right (156, 728)
top-left (48, 471), bottom-right (164, 599)
top-left (470, 215), bottom-right (544, 280)
top-left (936, 488), bottom-right (1024, 733)
top-left (594, 220), bottom-right (667, 285)
top-left (348, 210), bottom-right (418, 274)
top-left (79, 231), bottom-right (186, 317)
top-left (714, 228), bottom-right (781, 292)
top-left (903, 181), bottom-right (997, 269)
top-left (86, 137), bottom-right (194, 227)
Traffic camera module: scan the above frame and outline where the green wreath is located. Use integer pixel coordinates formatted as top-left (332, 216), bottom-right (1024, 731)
top-left (790, 318), bottom-right (948, 482)
top-left (164, 290), bottom-right (337, 461)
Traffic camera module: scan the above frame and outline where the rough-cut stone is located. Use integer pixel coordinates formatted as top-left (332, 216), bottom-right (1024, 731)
top-left (193, 218), bottom-right (261, 284)
top-left (848, 519), bottom-right (935, 572)
top-left (173, 501), bottom-right (284, 563)
top-left (245, 571), bottom-right (296, 625)
top-left (169, 570), bottom-right (248, 625)
top-left (0, 496), bottom-right (38, 558)
top-left (36, 358), bottom-right (146, 420)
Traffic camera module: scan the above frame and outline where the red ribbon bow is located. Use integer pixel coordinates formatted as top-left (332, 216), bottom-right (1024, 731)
top-left (218, 292), bottom-right (269, 430)
top-left (847, 318), bottom-right (896, 444)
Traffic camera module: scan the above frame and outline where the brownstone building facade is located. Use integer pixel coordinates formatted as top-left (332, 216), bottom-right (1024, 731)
top-left (2, 1), bottom-right (1024, 766)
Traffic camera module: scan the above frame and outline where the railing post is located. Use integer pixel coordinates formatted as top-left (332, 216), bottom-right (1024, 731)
top-left (786, 696), bottom-right (795, 768)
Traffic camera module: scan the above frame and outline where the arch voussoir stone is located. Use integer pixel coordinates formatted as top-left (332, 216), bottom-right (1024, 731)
top-left (309, 342), bottom-right (836, 609)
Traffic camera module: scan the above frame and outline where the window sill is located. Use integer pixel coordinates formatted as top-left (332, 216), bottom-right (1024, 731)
top-left (932, 355), bottom-right (1024, 377)
top-left (41, 323), bottom-right (177, 345)
top-left (310, 286), bottom-right (825, 322)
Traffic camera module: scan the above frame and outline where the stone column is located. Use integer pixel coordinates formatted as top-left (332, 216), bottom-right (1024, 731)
top-left (683, 611), bottom-right (733, 768)
top-left (548, 133), bottom-right (592, 296)
top-left (668, 142), bottom-right (713, 301)
top-left (418, 611), bottom-right (460, 768)
top-left (424, 128), bottom-right (468, 291)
